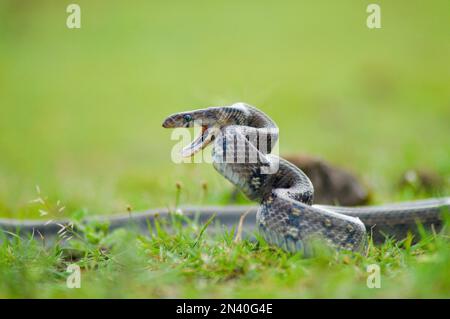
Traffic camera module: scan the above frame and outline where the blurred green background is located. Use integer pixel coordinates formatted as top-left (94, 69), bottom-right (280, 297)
top-left (0, 0), bottom-right (449, 219)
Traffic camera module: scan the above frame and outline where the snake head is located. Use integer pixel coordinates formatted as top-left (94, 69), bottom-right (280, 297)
top-left (162, 109), bottom-right (219, 157)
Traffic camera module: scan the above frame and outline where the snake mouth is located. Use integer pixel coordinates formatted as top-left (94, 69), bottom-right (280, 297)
top-left (181, 125), bottom-right (214, 157)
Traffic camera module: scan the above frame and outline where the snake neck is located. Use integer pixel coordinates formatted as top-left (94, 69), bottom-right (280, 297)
top-left (211, 104), bottom-right (314, 206)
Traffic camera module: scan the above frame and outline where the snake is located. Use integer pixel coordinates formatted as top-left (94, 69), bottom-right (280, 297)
top-left (0, 103), bottom-right (448, 255)
top-left (161, 102), bottom-right (449, 255)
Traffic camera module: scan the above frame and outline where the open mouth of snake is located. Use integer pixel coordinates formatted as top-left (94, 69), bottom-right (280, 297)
top-left (181, 125), bottom-right (214, 157)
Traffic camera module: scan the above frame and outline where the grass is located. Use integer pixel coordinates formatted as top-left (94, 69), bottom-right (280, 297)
top-left (0, 0), bottom-right (449, 298)
top-left (0, 209), bottom-right (449, 298)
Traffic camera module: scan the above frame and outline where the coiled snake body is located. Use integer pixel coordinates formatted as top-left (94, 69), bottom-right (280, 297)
top-left (1, 103), bottom-right (447, 255)
top-left (163, 103), bottom-right (449, 255)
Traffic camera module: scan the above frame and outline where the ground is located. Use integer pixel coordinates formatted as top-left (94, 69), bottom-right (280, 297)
top-left (0, 0), bottom-right (449, 298)
top-left (1, 212), bottom-right (449, 298)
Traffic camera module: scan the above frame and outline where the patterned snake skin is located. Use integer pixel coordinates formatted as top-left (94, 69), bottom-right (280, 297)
top-left (163, 103), bottom-right (450, 255)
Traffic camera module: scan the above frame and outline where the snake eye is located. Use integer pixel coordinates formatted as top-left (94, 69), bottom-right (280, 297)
top-left (183, 114), bottom-right (192, 122)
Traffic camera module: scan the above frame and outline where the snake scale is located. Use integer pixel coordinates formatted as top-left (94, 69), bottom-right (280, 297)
top-left (0, 103), bottom-right (448, 255)
top-left (162, 103), bottom-right (449, 255)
